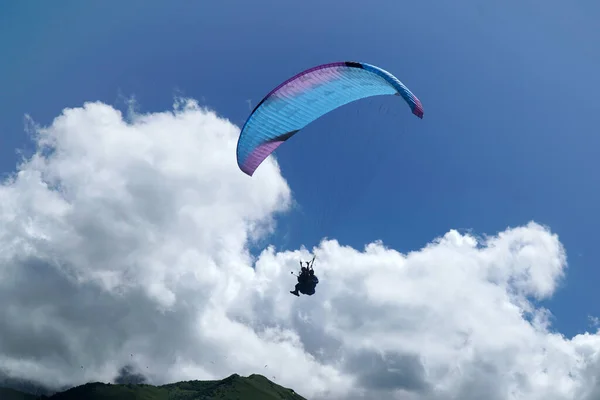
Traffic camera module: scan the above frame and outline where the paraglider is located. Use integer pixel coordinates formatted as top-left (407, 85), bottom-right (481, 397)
top-left (290, 256), bottom-right (319, 297)
top-left (236, 61), bottom-right (424, 176)
top-left (236, 61), bottom-right (424, 298)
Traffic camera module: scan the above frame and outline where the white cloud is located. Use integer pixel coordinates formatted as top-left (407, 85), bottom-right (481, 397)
top-left (0, 99), bottom-right (599, 400)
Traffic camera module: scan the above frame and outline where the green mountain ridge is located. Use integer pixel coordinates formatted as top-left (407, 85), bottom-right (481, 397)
top-left (1, 373), bottom-right (307, 400)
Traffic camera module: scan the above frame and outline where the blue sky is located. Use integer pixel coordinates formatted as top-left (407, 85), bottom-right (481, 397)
top-left (2, 0), bottom-right (599, 343)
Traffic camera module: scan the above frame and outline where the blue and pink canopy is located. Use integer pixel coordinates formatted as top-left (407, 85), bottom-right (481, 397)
top-left (236, 61), bottom-right (424, 176)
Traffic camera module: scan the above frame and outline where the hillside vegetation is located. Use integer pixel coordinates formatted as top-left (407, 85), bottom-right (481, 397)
top-left (2, 374), bottom-right (307, 400)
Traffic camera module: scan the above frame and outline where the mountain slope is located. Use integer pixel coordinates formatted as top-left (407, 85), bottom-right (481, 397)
top-left (4, 373), bottom-right (306, 400)
top-left (0, 387), bottom-right (37, 400)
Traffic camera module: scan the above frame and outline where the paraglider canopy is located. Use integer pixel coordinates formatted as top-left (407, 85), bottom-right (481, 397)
top-left (236, 61), bottom-right (424, 176)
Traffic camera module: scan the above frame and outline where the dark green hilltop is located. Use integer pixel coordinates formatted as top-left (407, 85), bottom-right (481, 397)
top-left (1, 374), bottom-right (307, 400)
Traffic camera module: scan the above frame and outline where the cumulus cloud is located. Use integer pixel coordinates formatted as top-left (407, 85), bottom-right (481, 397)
top-left (0, 99), bottom-right (599, 400)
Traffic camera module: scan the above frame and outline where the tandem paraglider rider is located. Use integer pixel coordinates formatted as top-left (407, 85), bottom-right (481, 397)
top-left (290, 256), bottom-right (319, 297)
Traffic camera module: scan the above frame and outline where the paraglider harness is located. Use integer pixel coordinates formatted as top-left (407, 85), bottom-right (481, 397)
top-left (290, 256), bottom-right (319, 296)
